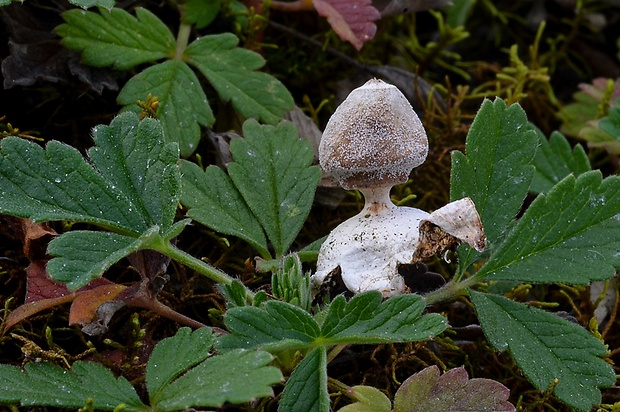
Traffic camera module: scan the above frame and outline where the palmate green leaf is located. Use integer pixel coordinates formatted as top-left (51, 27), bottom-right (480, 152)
top-left (228, 120), bottom-right (321, 257)
top-left (185, 33), bottom-right (294, 124)
top-left (530, 129), bottom-right (591, 195)
top-left (279, 346), bottom-right (329, 412)
top-left (0, 113), bottom-right (175, 235)
top-left (320, 293), bottom-right (447, 344)
top-left (147, 327), bottom-right (214, 404)
top-left (155, 349), bottom-right (281, 410)
top-left (0, 361), bottom-right (145, 411)
top-left (219, 299), bottom-right (319, 352)
top-left (450, 99), bottom-right (538, 270)
top-left (0, 112), bottom-right (181, 289)
top-left (477, 171), bottom-right (620, 284)
top-left (56, 8), bottom-right (175, 70)
top-left (179, 161), bottom-right (269, 257)
top-left (470, 291), bottom-right (615, 411)
top-left (118, 60), bottom-right (214, 157)
top-left (218, 292), bottom-right (446, 351)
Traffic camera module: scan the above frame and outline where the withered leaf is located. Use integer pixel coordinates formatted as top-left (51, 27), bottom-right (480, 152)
top-left (69, 284), bottom-right (127, 334)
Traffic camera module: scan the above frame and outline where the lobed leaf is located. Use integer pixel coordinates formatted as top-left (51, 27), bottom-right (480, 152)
top-left (470, 291), bottom-right (615, 411)
top-left (154, 349), bottom-right (282, 410)
top-left (88, 112), bottom-right (180, 233)
top-left (321, 293), bottom-right (447, 344)
top-left (477, 171), bottom-right (620, 284)
top-left (0, 112), bottom-right (182, 289)
top-left (313, 0), bottom-right (379, 51)
top-left (530, 129), bottom-right (591, 195)
top-left (147, 327), bottom-right (215, 403)
top-left (56, 7), bottom-right (175, 70)
top-left (46, 231), bottom-right (143, 289)
top-left (219, 300), bottom-right (319, 352)
top-left (179, 160), bottom-right (269, 257)
top-left (219, 291), bottom-right (446, 351)
top-left (117, 60), bottom-right (214, 157)
top-left (393, 365), bottom-right (514, 412)
top-left (0, 361), bottom-right (145, 410)
top-left (228, 120), bottom-right (321, 257)
top-left (279, 346), bottom-right (329, 412)
top-left (450, 99), bottom-right (538, 270)
top-left (185, 33), bottom-right (294, 124)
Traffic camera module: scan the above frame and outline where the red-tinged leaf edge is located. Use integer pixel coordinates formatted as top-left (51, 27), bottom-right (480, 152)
top-left (313, 0), bottom-right (379, 50)
top-left (394, 365), bottom-right (515, 412)
top-left (2, 261), bottom-right (116, 335)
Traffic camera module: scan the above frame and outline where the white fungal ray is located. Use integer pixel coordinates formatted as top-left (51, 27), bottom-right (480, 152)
top-left (312, 197), bottom-right (485, 298)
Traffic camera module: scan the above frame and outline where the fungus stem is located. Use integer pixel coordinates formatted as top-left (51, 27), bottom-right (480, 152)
top-left (360, 187), bottom-right (394, 215)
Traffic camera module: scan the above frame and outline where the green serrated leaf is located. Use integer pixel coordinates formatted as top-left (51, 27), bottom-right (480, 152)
top-left (185, 33), bottom-right (294, 124)
top-left (88, 113), bottom-right (180, 233)
top-left (219, 292), bottom-right (446, 351)
top-left (0, 362), bottom-right (144, 410)
top-left (182, 0), bottom-right (221, 29)
top-left (279, 346), bottom-right (329, 412)
top-left (228, 120), bottom-right (321, 257)
top-left (338, 385), bottom-right (392, 412)
top-left (470, 290), bottom-right (615, 411)
top-left (477, 171), bottom-right (620, 284)
top-left (530, 128), bottom-right (591, 195)
top-left (219, 300), bottom-right (319, 352)
top-left (450, 99), bottom-right (538, 269)
top-left (179, 160), bottom-right (269, 257)
top-left (155, 349), bottom-right (281, 410)
top-left (118, 60), bottom-right (214, 157)
top-left (56, 8), bottom-right (175, 70)
top-left (68, 0), bottom-right (114, 10)
top-left (0, 112), bottom-right (182, 289)
top-left (47, 230), bottom-right (144, 289)
top-left (321, 293), bottom-right (447, 344)
top-left (147, 327), bottom-right (215, 403)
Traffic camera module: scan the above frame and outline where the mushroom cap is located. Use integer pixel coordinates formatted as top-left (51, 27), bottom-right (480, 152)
top-left (319, 78), bottom-right (428, 190)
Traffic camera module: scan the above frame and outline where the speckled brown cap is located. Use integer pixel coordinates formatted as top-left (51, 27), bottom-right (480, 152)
top-left (319, 78), bottom-right (428, 190)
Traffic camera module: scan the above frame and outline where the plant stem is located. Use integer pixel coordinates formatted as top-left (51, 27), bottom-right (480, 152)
top-left (157, 242), bottom-right (256, 303)
top-left (423, 276), bottom-right (479, 306)
top-left (175, 23), bottom-right (191, 59)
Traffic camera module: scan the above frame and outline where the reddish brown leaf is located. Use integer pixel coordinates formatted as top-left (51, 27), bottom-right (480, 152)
top-left (26, 260), bottom-right (69, 303)
top-left (2, 217), bottom-right (57, 261)
top-left (394, 365), bottom-right (515, 412)
top-left (68, 284), bottom-right (127, 327)
top-left (26, 260), bottom-right (113, 303)
top-left (3, 294), bottom-right (75, 333)
top-left (1, 261), bottom-right (121, 334)
top-left (313, 0), bottom-right (379, 50)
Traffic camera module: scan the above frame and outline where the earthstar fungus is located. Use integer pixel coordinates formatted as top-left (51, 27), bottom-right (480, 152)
top-left (312, 79), bottom-right (486, 298)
